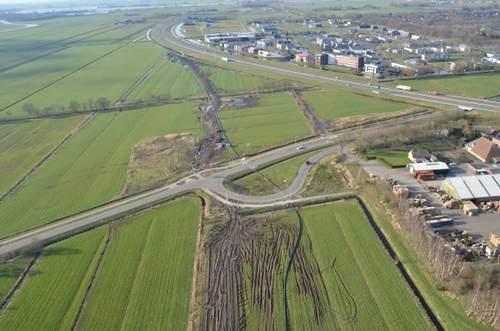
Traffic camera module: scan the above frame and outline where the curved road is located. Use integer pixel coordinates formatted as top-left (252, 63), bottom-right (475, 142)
top-left (154, 22), bottom-right (499, 112)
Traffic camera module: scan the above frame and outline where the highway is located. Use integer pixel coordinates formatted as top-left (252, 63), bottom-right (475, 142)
top-left (154, 22), bottom-right (499, 112)
top-left (1, 21), bottom-right (498, 256)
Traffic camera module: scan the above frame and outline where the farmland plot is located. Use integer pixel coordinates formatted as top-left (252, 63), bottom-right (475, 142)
top-left (77, 197), bottom-right (200, 331)
top-left (127, 57), bottom-right (204, 101)
top-left (302, 89), bottom-right (410, 121)
top-left (6, 43), bottom-right (164, 117)
top-left (0, 116), bottom-right (84, 195)
top-left (0, 227), bottom-right (108, 331)
top-left (202, 65), bottom-right (283, 92)
top-left (0, 103), bottom-right (202, 238)
top-left (220, 92), bottom-right (312, 154)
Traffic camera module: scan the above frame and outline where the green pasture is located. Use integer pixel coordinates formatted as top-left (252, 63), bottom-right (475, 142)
top-left (390, 73), bottom-right (500, 99)
top-left (0, 227), bottom-right (108, 331)
top-left (202, 65), bottom-right (284, 92)
top-left (0, 103), bottom-right (202, 238)
top-left (0, 116), bottom-right (83, 195)
top-left (127, 58), bottom-right (204, 101)
top-left (220, 92), bottom-right (312, 154)
top-left (302, 89), bottom-right (410, 121)
top-left (364, 148), bottom-right (409, 168)
top-left (78, 197), bottom-right (200, 331)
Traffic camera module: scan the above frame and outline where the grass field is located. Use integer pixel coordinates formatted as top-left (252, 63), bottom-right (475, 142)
top-left (77, 197), bottom-right (200, 331)
top-left (390, 73), bottom-right (500, 99)
top-left (220, 92), bottom-right (312, 154)
top-left (364, 148), bottom-right (409, 168)
top-left (230, 151), bottom-right (316, 195)
top-left (359, 184), bottom-right (494, 331)
top-left (5, 43), bottom-right (164, 117)
top-left (297, 200), bottom-right (431, 330)
top-left (0, 116), bottom-right (84, 195)
top-left (127, 58), bottom-right (204, 101)
top-left (302, 155), bottom-right (350, 196)
top-left (0, 257), bottom-right (31, 301)
top-left (0, 103), bottom-right (202, 238)
top-left (0, 227), bottom-right (108, 331)
top-left (202, 65), bottom-right (284, 92)
top-left (301, 89), bottom-right (410, 121)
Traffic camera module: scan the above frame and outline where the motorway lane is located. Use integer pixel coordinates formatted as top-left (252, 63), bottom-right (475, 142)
top-left (156, 23), bottom-right (499, 112)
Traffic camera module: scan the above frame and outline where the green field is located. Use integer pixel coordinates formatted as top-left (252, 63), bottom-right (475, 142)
top-left (364, 148), bottom-right (409, 168)
top-left (295, 200), bottom-right (431, 330)
top-left (5, 43), bottom-right (164, 117)
top-left (77, 197), bottom-right (200, 331)
top-left (220, 92), bottom-right (312, 154)
top-left (0, 103), bottom-right (202, 238)
top-left (230, 151), bottom-right (316, 195)
top-left (0, 116), bottom-right (83, 195)
top-left (0, 227), bottom-right (108, 331)
top-left (359, 185), bottom-right (494, 331)
top-left (302, 89), bottom-right (410, 121)
top-left (0, 257), bottom-right (31, 301)
top-left (202, 65), bottom-right (284, 92)
top-left (390, 73), bottom-right (500, 99)
top-left (127, 58), bottom-right (204, 101)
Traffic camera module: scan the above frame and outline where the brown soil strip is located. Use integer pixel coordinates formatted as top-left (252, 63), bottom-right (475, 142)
top-left (291, 89), bottom-right (330, 134)
top-left (0, 253), bottom-right (39, 314)
top-left (0, 112), bottom-right (96, 203)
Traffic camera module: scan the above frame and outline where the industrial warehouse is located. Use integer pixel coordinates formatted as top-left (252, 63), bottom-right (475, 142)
top-left (444, 175), bottom-right (500, 202)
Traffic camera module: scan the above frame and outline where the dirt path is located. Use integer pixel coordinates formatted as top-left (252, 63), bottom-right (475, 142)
top-left (170, 53), bottom-right (224, 169)
top-left (291, 89), bottom-right (329, 134)
top-left (0, 112), bottom-right (96, 203)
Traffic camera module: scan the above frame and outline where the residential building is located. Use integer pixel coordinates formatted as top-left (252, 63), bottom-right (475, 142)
top-left (364, 63), bottom-right (385, 77)
top-left (295, 52), bottom-right (311, 64)
top-left (315, 53), bottom-right (329, 65)
top-left (421, 52), bottom-right (449, 62)
top-left (465, 136), bottom-right (500, 163)
top-left (336, 55), bottom-right (364, 70)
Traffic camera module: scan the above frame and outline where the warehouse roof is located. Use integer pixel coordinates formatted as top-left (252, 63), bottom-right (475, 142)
top-left (408, 162), bottom-right (449, 172)
top-left (444, 175), bottom-right (500, 200)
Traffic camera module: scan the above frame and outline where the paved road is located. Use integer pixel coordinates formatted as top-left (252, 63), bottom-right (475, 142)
top-left (0, 133), bottom-right (342, 256)
top-left (154, 23), bottom-right (499, 112)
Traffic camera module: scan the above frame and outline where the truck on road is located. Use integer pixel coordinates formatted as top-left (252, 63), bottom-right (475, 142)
top-left (396, 84), bottom-right (412, 91)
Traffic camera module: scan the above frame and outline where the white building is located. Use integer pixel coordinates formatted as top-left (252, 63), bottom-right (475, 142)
top-left (364, 63), bottom-right (385, 76)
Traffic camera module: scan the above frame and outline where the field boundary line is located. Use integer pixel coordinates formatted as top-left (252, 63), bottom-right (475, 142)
top-left (71, 227), bottom-right (113, 331)
top-left (0, 253), bottom-right (39, 314)
top-left (187, 196), bottom-right (205, 331)
top-left (0, 41), bottom-right (133, 114)
top-left (0, 24), bottom-right (120, 74)
top-left (0, 112), bottom-right (96, 203)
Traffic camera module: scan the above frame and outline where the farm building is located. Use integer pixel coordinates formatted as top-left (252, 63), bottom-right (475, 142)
top-left (443, 175), bottom-right (500, 202)
top-left (408, 149), bottom-right (431, 163)
top-left (407, 162), bottom-right (449, 180)
top-left (465, 136), bottom-right (500, 164)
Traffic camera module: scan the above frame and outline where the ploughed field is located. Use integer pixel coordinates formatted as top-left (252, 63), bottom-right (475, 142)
top-left (197, 200), bottom-right (431, 330)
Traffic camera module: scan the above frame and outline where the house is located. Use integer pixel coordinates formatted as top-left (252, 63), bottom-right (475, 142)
top-left (408, 149), bottom-right (431, 163)
top-left (364, 63), bottom-right (385, 77)
top-left (421, 52), bottom-right (449, 62)
top-left (256, 39), bottom-right (273, 48)
top-left (486, 234), bottom-right (500, 258)
top-left (308, 22), bottom-right (322, 28)
top-left (295, 52), bottom-right (311, 64)
top-left (315, 53), bottom-right (329, 65)
top-left (465, 136), bottom-right (500, 163)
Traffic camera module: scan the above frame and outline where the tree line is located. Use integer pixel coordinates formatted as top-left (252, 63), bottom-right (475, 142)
top-left (22, 97), bottom-right (111, 116)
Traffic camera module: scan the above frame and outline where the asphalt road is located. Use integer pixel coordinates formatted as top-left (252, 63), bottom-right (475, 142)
top-left (157, 23), bottom-right (499, 112)
top-left (0, 133), bottom-right (342, 256)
